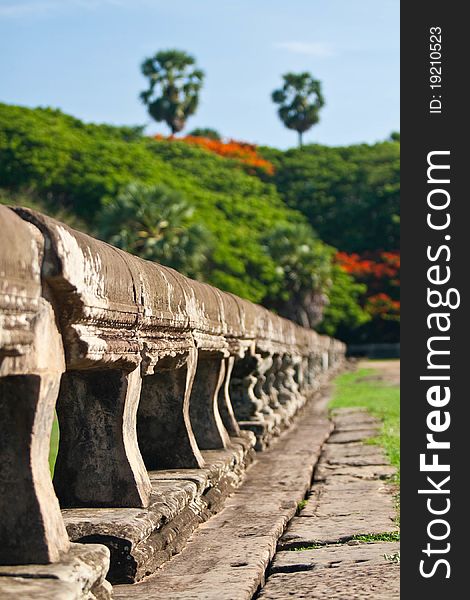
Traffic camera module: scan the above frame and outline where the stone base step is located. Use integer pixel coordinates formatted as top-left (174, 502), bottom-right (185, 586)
top-left (112, 390), bottom-right (333, 600)
top-left (0, 543), bottom-right (112, 600)
top-left (62, 434), bottom-right (256, 584)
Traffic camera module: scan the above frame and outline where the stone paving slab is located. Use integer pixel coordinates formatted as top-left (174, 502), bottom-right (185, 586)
top-left (270, 541), bottom-right (400, 572)
top-left (316, 463), bottom-right (396, 480)
top-left (299, 482), bottom-right (394, 519)
top-left (320, 443), bottom-right (389, 467)
top-left (257, 561), bottom-right (399, 599)
top-left (280, 514), bottom-right (396, 548)
top-left (112, 394), bottom-right (334, 600)
top-left (328, 429), bottom-right (380, 444)
top-left (321, 453), bottom-right (389, 467)
top-left (321, 442), bottom-right (384, 458)
top-left (331, 418), bottom-right (380, 432)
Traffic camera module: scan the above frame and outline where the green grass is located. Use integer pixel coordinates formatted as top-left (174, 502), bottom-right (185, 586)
top-left (329, 366), bottom-right (400, 485)
top-left (287, 531), bottom-right (400, 552)
top-left (384, 551), bottom-right (400, 563)
top-left (49, 416), bottom-right (59, 475)
top-left (353, 532), bottom-right (400, 543)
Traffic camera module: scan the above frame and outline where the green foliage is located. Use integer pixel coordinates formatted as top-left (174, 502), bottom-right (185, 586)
top-left (97, 183), bottom-right (212, 279)
top-left (0, 103), bottom-right (300, 304)
top-left (0, 103), bottom-right (178, 219)
top-left (261, 142), bottom-right (400, 253)
top-left (261, 222), bottom-right (333, 328)
top-left (260, 222), bottom-right (368, 332)
top-left (49, 416), bottom-right (59, 476)
top-left (93, 124), bottom-right (146, 141)
top-left (272, 73), bottom-right (325, 147)
top-left (353, 532), bottom-right (400, 543)
top-left (140, 50), bottom-right (204, 134)
top-left (318, 265), bottom-right (370, 337)
top-left (0, 103), bottom-right (373, 338)
top-left (188, 127), bottom-right (221, 140)
top-left (0, 188), bottom-right (90, 232)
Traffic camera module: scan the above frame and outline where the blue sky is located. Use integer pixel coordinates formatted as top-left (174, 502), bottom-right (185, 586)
top-left (0, 0), bottom-right (399, 148)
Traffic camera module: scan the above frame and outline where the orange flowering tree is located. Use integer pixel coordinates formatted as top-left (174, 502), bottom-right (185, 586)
top-left (335, 251), bottom-right (400, 342)
top-left (153, 134), bottom-right (275, 175)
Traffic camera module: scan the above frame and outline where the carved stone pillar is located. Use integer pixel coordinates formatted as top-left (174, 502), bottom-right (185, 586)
top-left (0, 372), bottom-right (70, 564)
top-left (0, 206), bottom-right (70, 564)
top-left (304, 355), bottom-right (314, 391)
top-left (229, 349), bottom-right (279, 449)
top-left (230, 352), bottom-right (267, 422)
top-left (189, 351), bottom-right (230, 450)
top-left (54, 365), bottom-right (152, 508)
top-left (137, 349), bottom-right (204, 469)
top-left (254, 352), bottom-right (277, 418)
top-left (263, 354), bottom-right (290, 428)
top-left (217, 356), bottom-right (241, 437)
top-left (274, 354), bottom-right (302, 419)
top-left (264, 354), bottom-right (281, 408)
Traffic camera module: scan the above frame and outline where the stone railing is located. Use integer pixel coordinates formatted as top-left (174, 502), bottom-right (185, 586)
top-left (0, 205), bottom-right (345, 596)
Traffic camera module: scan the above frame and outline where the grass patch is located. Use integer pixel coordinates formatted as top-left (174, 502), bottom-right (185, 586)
top-left (384, 551), bottom-right (400, 563)
top-left (289, 544), bottom-right (323, 551)
top-left (329, 366), bottom-right (400, 485)
top-left (297, 499), bottom-right (308, 513)
top-left (49, 416), bottom-right (59, 476)
top-left (353, 532), bottom-right (400, 543)
top-left (286, 531), bottom-right (400, 551)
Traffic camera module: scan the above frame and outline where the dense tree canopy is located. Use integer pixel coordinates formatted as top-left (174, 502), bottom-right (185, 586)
top-left (261, 142), bottom-right (400, 253)
top-left (188, 127), bottom-right (221, 140)
top-left (0, 103), bottom-right (300, 303)
top-left (0, 103), bottom-right (396, 342)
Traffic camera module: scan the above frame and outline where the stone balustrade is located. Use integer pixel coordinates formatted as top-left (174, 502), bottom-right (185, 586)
top-left (0, 205), bottom-right (345, 595)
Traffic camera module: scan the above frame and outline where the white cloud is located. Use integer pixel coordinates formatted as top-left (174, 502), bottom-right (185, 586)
top-left (0, 1), bottom-right (58, 17)
top-left (274, 41), bottom-right (335, 58)
top-left (0, 0), bottom-right (128, 18)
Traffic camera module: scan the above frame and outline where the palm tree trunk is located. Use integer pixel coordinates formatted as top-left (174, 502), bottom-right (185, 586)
top-left (298, 131), bottom-right (303, 148)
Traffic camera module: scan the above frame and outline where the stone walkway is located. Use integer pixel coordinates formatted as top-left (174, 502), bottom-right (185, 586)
top-left (112, 395), bottom-right (399, 599)
top-left (257, 408), bottom-right (399, 599)
top-left (113, 393), bottom-right (333, 600)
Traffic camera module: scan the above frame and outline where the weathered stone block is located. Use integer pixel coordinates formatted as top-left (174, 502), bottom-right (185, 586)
top-left (0, 206), bottom-right (70, 564)
top-left (0, 542), bottom-right (112, 600)
top-left (62, 435), bottom-right (255, 583)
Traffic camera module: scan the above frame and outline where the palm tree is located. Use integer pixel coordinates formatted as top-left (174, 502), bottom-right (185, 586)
top-left (262, 223), bottom-right (333, 328)
top-left (272, 73), bottom-right (325, 147)
top-left (97, 182), bottom-right (211, 279)
top-left (140, 49), bottom-right (204, 135)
